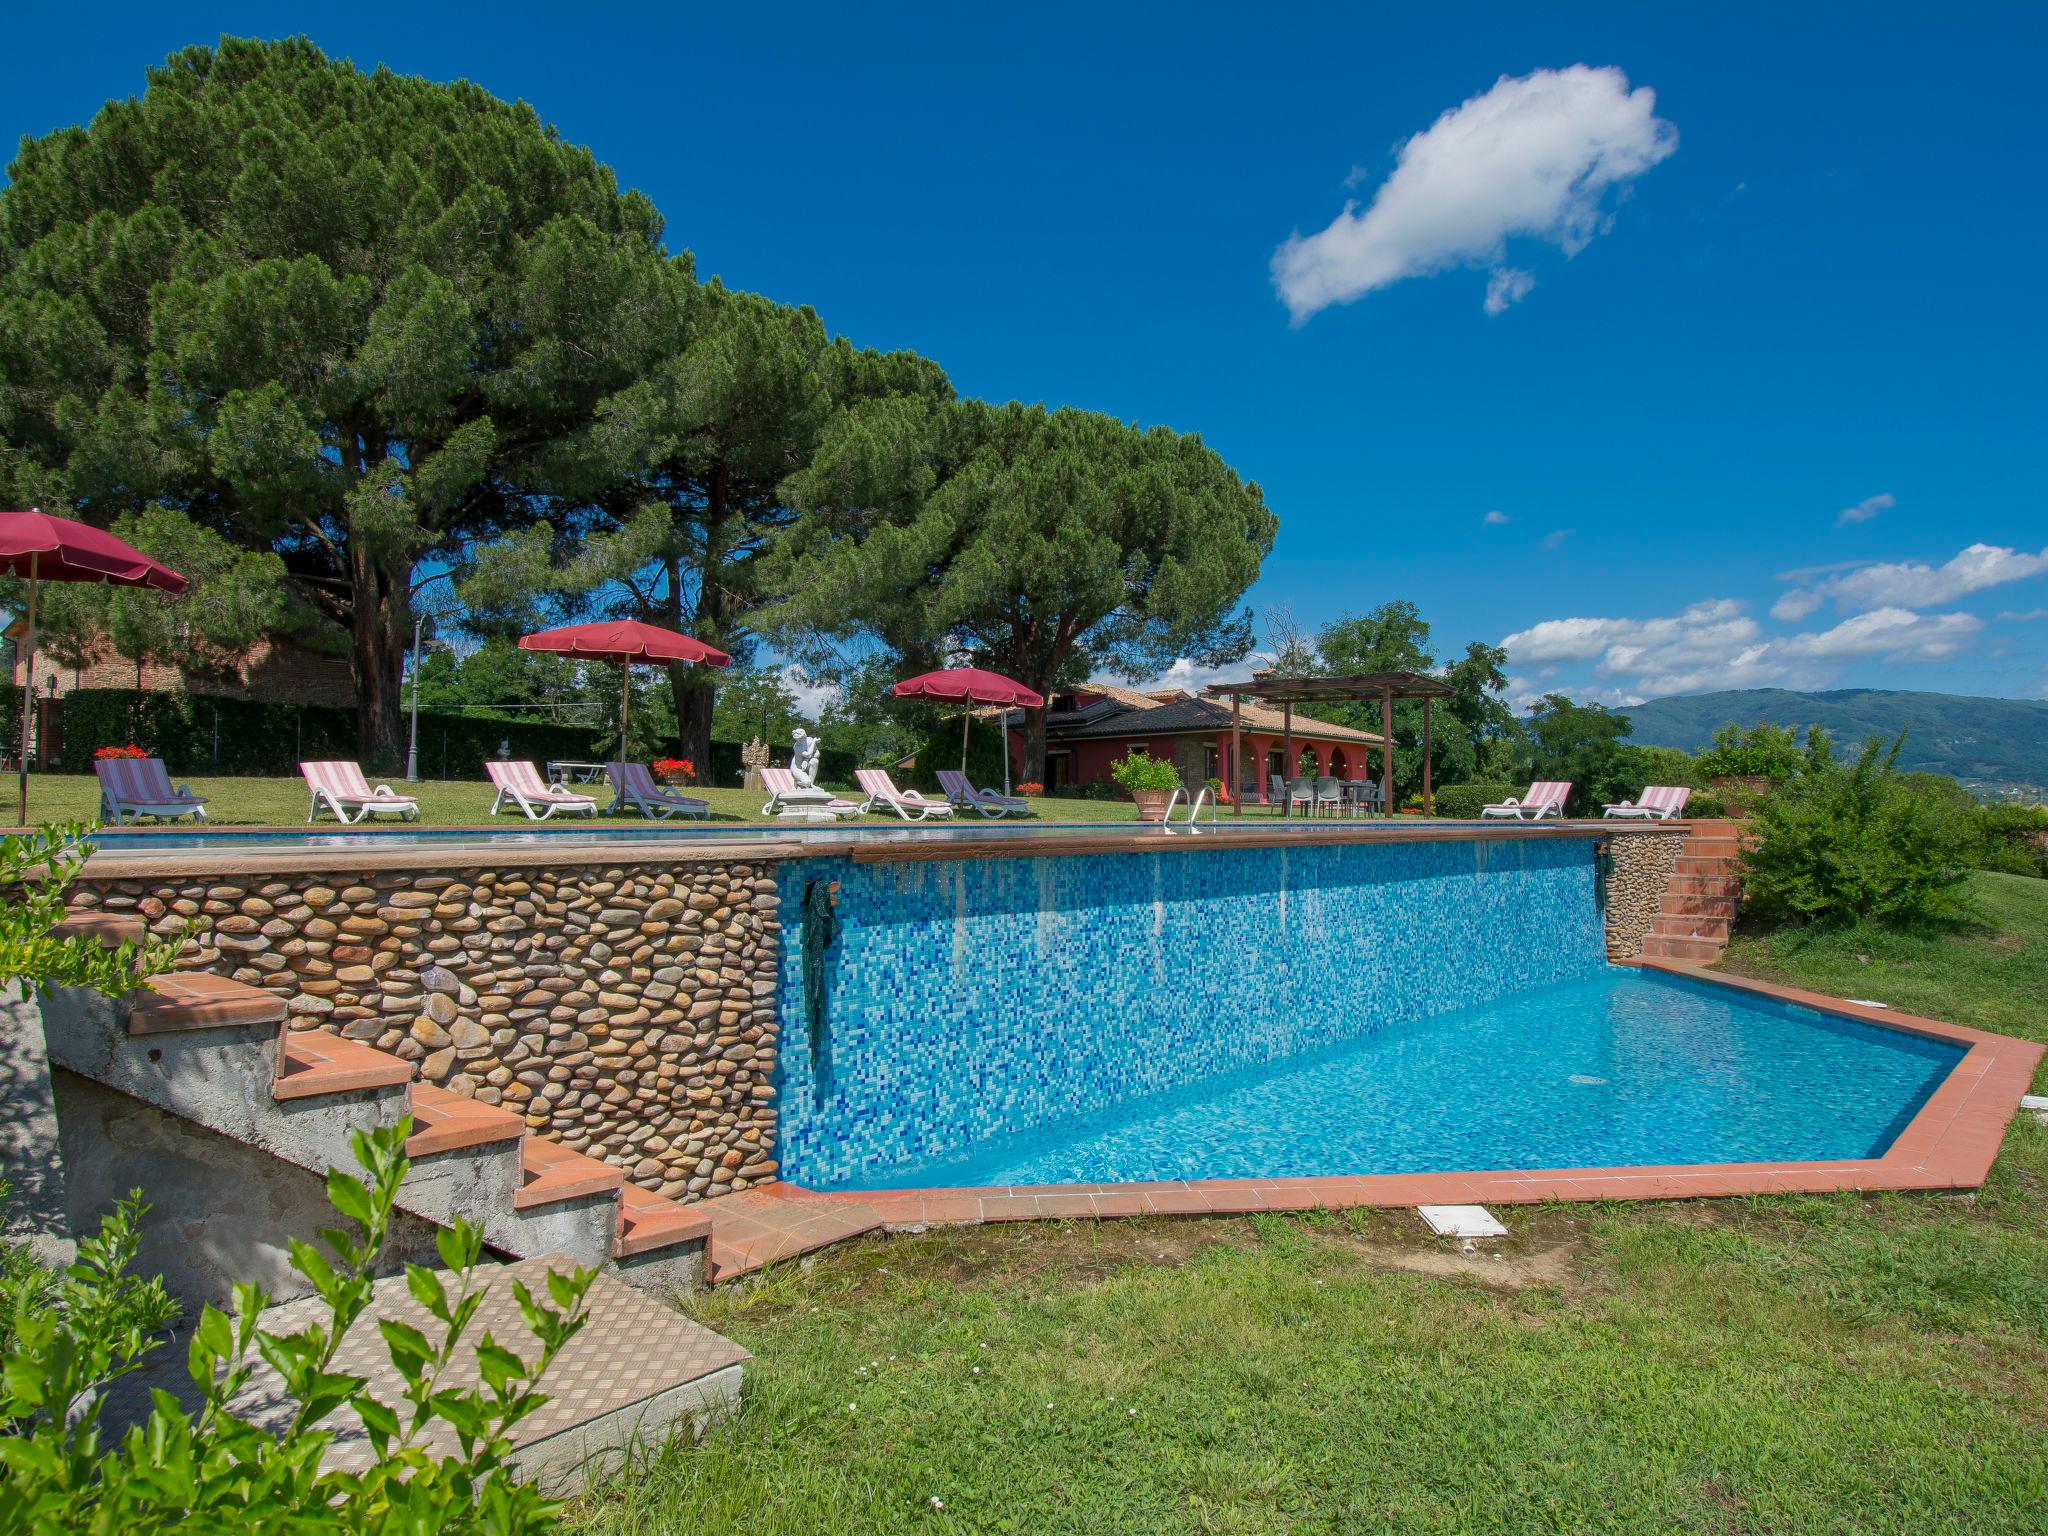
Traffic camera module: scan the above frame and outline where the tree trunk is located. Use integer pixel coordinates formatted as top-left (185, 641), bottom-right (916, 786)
top-left (350, 542), bottom-right (409, 769)
top-left (671, 662), bottom-right (716, 776)
top-left (1018, 704), bottom-right (1048, 785)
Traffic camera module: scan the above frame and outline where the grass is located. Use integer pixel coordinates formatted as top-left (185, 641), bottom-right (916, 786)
top-left (572, 872), bottom-right (2048, 1535)
top-left (12, 774), bottom-right (1289, 828)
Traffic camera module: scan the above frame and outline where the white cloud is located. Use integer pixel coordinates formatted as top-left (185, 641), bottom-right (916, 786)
top-left (778, 664), bottom-right (843, 720)
top-left (1541, 528), bottom-right (1574, 550)
top-left (1272, 65), bottom-right (1677, 321)
top-left (1778, 541), bottom-right (2048, 615)
top-left (1502, 599), bottom-right (1758, 669)
top-left (1999, 607), bottom-right (2048, 622)
top-left (1769, 588), bottom-right (1825, 623)
top-left (1484, 268), bottom-right (1536, 315)
top-left (1836, 492), bottom-right (1894, 526)
top-left (1504, 676), bottom-right (1645, 713)
top-left (1772, 607), bottom-right (1981, 662)
top-left (1116, 653), bottom-right (1276, 696)
top-left (1483, 509), bottom-right (1510, 526)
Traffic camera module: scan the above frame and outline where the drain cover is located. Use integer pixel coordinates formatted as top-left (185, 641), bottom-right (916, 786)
top-left (1417, 1204), bottom-right (1507, 1238)
top-left (1568, 1073), bottom-right (1609, 1086)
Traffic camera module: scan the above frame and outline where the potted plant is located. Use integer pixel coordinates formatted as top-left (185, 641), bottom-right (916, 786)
top-left (1015, 780), bottom-right (1044, 796)
top-left (651, 756), bottom-right (695, 786)
top-left (1110, 749), bottom-right (1182, 822)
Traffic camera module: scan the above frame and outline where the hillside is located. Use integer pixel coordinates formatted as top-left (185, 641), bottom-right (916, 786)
top-left (1623, 688), bottom-right (2048, 791)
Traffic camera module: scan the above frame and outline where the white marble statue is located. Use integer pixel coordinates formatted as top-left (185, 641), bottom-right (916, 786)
top-left (790, 728), bottom-right (821, 787)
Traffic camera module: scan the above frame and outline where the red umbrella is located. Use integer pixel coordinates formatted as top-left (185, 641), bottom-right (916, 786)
top-left (2, 508), bottom-right (187, 823)
top-left (518, 620), bottom-right (731, 751)
top-left (891, 667), bottom-right (1044, 794)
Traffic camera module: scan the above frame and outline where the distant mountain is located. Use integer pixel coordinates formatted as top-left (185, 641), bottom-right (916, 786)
top-left (1622, 689), bottom-right (2048, 791)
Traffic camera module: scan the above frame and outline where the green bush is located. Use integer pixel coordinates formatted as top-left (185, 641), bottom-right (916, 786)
top-left (0, 1122), bottom-right (589, 1532)
top-left (904, 716), bottom-right (1009, 794)
top-left (1971, 803), bottom-right (2048, 878)
top-left (1431, 782), bottom-right (1521, 819)
top-left (1109, 749), bottom-right (1182, 794)
top-left (1695, 721), bottom-right (1805, 781)
top-left (1681, 789), bottom-right (1727, 819)
top-left (1740, 733), bottom-right (1974, 926)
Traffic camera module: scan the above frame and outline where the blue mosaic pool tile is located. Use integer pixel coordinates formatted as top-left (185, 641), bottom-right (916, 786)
top-left (774, 837), bottom-right (1607, 1189)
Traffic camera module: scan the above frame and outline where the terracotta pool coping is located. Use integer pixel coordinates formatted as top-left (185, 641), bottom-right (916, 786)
top-left (703, 963), bottom-right (2042, 1275)
top-left (59, 816), bottom-right (1680, 880)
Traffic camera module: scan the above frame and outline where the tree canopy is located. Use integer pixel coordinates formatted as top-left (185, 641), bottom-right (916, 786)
top-left (765, 397), bottom-right (1276, 771)
top-left (0, 36), bottom-right (675, 759)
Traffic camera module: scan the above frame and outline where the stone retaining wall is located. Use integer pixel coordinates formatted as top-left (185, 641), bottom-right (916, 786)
top-left (1602, 829), bottom-right (1686, 960)
top-left (69, 861), bottom-right (781, 1203)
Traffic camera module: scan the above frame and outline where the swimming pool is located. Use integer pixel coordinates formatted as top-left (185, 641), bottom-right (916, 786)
top-left (774, 840), bottom-right (1966, 1193)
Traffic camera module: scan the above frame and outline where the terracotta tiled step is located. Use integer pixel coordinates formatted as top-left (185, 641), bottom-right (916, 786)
top-left (1668, 874), bottom-right (1741, 897)
top-left (1650, 912), bottom-right (1731, 940)
top-left (615, 1183), bottom-right (714, 1259)
top-left (1675, 854), bottom-right (1741, 877)
top-left (698, 1184), bottom-right (888, 1282)
top-left (274, 1031), bottom-right (414, 1101)
top-left (1640, 935), bottom-right (1725, 963)
top-left (126, 972), bottom-right (287, 1034)
top-left (1682, 834), bottom-right (1740, 855)
top-left (54, 911), bottom-right (147, 947)
top-left (515, 1137), bottom-right (625, 1209)
top-left (1659, 891), bottom-right (1740, 917)
top-left (406, 1084), bottom-right (525, 1157)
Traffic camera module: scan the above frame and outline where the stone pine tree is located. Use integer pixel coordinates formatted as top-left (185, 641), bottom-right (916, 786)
top-left (463, 279), bottom-right (953, 767)
top-left (0, 37), bottom-right (675, 762)
top-left (764, 397), bottom-right (1277, 777)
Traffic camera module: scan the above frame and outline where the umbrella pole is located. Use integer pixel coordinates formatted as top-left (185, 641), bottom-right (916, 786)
top-left (960, 706), bottom-right (971, 776)
top-left (620, 664), bottom-right (631, 757)
top-left (14, 554), bottom-right (36, 826)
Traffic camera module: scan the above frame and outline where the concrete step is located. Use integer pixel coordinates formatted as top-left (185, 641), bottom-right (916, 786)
top-left (126, 973), bottom-right (287, 1034)
top-left (697, 1183), bottom-right (889, 1281)
top-left (274, 1032), bottom-right (414, 1101)
top-left (1639, 935), bottom-right (1726, 963)
top-left (53, 912), bottom-right (148, 947)
top-left (406, 1084), bottom-right (526, 1157)
top-left (517, 1137), bottom-right (627, 1210)
top-left (616, 1183), bottom-right (714, 1260)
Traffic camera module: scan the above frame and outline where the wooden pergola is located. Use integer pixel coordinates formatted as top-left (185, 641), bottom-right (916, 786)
top-left (1202, 671), bottom-right (1458, 817)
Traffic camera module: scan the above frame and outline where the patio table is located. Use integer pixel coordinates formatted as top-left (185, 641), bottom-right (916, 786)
top-left (546, 760), bottom-right (608, 785)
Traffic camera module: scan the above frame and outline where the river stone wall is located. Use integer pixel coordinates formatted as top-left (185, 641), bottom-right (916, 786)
top-left (1602, 829), bottom-right (1686, 960)
top-left (67, 860), bottom-right (781, 1203)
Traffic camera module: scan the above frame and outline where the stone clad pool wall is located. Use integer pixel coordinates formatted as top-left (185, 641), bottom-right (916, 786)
top-left (775, 836), bottom-right (1608, 1190)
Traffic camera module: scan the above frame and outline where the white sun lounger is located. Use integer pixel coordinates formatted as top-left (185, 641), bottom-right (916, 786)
top-left (855, 768), bottom-right (955, 821)
top-left (1480, 780), bottom-right (1572, 820)
top-left (94, 757), bottom-right (208, 824)
top-left (1603, 785), bottom-right (1692, 821)
top-left (936, 769), bottom-right (1030, 818)
top-left (300, 760), bottom-right (420, 824)
top-left (486, 759), bottom-right (598, 821)
top-left (605, 761), bottom-right (710, 819)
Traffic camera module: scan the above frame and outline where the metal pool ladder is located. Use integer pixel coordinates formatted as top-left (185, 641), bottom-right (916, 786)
top-left (1162, 785), bottom-right (1214, 828)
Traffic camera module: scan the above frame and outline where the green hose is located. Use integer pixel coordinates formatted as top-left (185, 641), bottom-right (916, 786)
top-left (801, 878), bottom-right (840, 1100)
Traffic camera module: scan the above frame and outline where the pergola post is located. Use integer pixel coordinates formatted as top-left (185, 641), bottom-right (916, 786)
top-left (1231, 694), bottom-right (1243, 817)
top-left (1422, 696), bottom-right (1434, 817)
top-left (1282, 704), bottom-right (1294, 799)
top-left (1380, 685), bottom-right (1393, 817)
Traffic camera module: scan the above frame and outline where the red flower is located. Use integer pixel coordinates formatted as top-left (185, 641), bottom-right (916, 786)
top-left (94, 743), bottom-right (148, 760)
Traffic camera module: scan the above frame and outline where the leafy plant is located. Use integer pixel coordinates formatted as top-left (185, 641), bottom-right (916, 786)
top-left (1970, 803), bottom-right (2048, 878)
top-left (92, 744), bottom-right (149, 761)
top-left (0, 823), bottom-right (182, 995)
top-left (1695, 721), bottom-right (1806, 781)
top-left (1109, 749), bottom-right (1182, 795)
top-left (0, 1120), bottom-right (593, 1532)
top-left (1740, 732), bottom-right (1974, 926)
top-left (1430, 782), bottom-right (1522, 820)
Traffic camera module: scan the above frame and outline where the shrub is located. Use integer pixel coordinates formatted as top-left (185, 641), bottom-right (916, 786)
top-left (0, 1121), bottom-right (591, 1532)
top-left (1109, 749), bottom-right (1181, 795)
top-left (1431, 782), bottom-right (1521, 819)
top-left (2, 823), bottom-right (183, 995)
top-left (1681, 789), bottom-right (1727, 819)
top-left (1971, 803), bottom-right (2048, 878)
top-left (1695, 721), bottom-right (1805, 781)
top-left (905, 716), bottom-right (1008, 794)
top-left (1739, 733), bottom-right (1974, 926)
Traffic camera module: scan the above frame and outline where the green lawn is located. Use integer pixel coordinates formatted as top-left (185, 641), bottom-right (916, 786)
top-left (16, 774), bottom-right (1294, 828)
top-left (575, 873), bottom-right (2048, 1535)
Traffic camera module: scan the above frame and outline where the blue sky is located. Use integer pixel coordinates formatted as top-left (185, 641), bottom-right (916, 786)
top-left (8, 4), bottom-right (2046, 706)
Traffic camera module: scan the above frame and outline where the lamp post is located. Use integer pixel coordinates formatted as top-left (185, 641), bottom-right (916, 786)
top-left (406, 610), bottom-right (431, 783)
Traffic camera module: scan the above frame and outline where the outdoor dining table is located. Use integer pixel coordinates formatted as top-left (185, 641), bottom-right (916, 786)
top-left (546, 760), bottom-right (608, 785)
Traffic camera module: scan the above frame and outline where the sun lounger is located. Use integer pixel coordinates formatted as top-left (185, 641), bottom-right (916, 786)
top-left (855, 768), bottom-right (955, 821)
top-left (94, 757), bottom-right (208, 824)
top-left (606, 761), bottom-right (710, 819)
top-left (485, 759), bottom-right (598, 821)
top-left (936, 769), bottom-right (1030, 818)
top-left (1603, 785), bottom-right (1692, 821)
top-left (759, 766), bottom-right (860, 819)
top-left (1480, 780), bottom-right (1572, 820)
top-left (300, 760), bottom-right (420, 824)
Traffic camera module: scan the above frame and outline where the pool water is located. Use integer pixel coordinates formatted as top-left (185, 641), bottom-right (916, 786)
top-left (815, 969), bottom-right (1963, 1191)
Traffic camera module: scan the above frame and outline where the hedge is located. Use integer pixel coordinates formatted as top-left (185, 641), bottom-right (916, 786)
top-left (52, 687), bottom-right (860, 786)
top-left (1431, 782), bottom-right (1521, 819)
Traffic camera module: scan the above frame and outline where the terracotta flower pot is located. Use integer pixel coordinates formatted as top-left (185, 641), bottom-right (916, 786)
top-left (1132, 788), bottom-right (1174, 823)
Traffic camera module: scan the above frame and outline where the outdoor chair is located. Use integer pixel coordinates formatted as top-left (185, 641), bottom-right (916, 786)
top-left (606, 761), bottom-right (710, 820)
top-left (94, 758), bottom-right (208, 824)
top-left (937, 769), bottom-right (1030, 819)
top-left (1267, 773), bottom-right (1288, 813)
top-left (1480, 780), bottom-right (1572, 820)
top-left (760, 766), bottom-right (861, 819)
top-left (1285, 777), bottom-right (1315, 816)
top-left (485, 759), bottom-right (599, 820)
top-left (1313, 775), bottom-right (1343, 817)
top-left (300, 760), bottom-right (419, 825)
top-left (855, 768), bottom-right (955, 821)
top-left (1603, 784), bottom-right (1692, 821)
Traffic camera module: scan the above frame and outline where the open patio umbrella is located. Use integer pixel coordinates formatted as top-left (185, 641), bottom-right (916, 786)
top-left (890, 666), bottom-right (1044, 795)
top-left (1, 508), bottom-right (187, 824)
top-left (517, 620), bottom-right (731, 754)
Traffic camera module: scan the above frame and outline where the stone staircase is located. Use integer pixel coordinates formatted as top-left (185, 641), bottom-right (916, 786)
top-left (1637, 820), bottom-right (1743, 964)
top-left (41, 913), bottom-right (711, 1292)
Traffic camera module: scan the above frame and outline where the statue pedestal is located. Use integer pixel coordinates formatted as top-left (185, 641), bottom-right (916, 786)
top-left (773, 786), bottom-right (843, 822)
